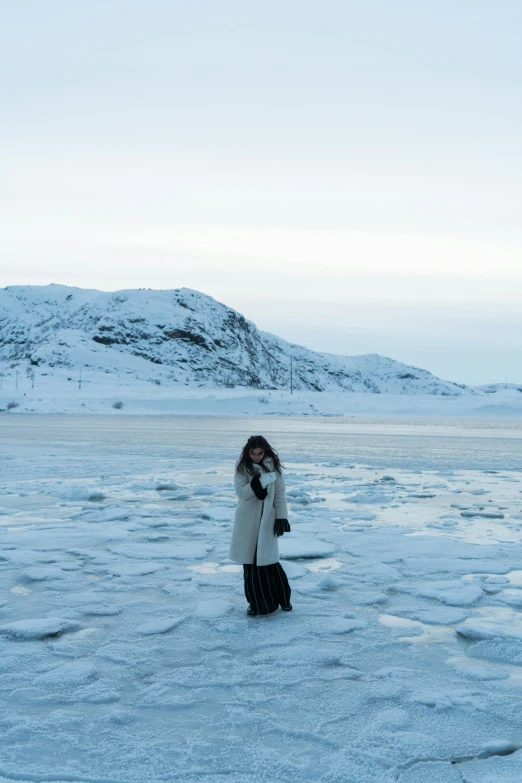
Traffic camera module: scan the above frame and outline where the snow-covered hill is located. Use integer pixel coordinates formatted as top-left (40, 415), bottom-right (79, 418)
top-left (0, 283), bottom-right (476, 396)
top-left (476, 382), bottom-right (522, 395)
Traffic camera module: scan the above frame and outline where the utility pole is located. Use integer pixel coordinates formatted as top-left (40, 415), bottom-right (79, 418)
top-left (79, 369), bottom-right (82, 391)
top-left (290, 356), bottom-right (293, 395)
top-left (30, 370), bottom-right (35, 390)
top-left (15, 371), bottom-right (19, 390)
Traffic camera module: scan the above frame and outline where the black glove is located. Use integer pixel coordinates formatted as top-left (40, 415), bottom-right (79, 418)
top-left (274, 518), bottom-right (291, 537)
top-left (250, 474), bottom-right (268, 500)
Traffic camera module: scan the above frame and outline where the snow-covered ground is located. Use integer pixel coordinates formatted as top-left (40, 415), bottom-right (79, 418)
top-left (1, 415), bottom-right (522, 782)
top-left (1, 367), bottom-right (522, 417)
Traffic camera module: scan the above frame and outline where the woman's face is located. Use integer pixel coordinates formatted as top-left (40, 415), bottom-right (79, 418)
top-left (249, 447), bottom-right (265, 463)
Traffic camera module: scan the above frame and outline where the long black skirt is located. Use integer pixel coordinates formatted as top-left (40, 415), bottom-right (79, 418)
top-left (243, 546), bottom-right (291, 614)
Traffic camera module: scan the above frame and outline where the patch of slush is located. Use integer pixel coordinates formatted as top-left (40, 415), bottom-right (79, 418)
top-left (466, 640), bottom-right (522, 666)
top-left (459, 748), bottom-right (522, 782)
top-left (456, 607), bottom-right (522, 642)
top-left (136, 616), bottom-right (186, 635)
top-left (390, 579), bottom-right (484, 606)
top-left (0, 617), bottom-right (81, 639)
top-left (378, 614), bottom-right (457, 646)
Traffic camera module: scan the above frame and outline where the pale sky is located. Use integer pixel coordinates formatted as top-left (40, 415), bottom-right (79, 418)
top-left (1, 0), bottom-right (521, 385)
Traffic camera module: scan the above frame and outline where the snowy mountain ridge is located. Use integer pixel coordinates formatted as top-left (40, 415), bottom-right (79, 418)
top-left (0, 284), bottom-right (478, 396)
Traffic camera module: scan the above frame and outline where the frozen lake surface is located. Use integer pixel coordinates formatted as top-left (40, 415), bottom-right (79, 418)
top-left (1, 413), bottom-right (522, 470)
top-left (1, 415), bottom-right (522, 782)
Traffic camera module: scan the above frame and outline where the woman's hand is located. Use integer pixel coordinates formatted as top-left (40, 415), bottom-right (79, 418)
top-left (259, 471), bottom-right (277, 489)
top-left (274, 518), bottom-right (291, 536)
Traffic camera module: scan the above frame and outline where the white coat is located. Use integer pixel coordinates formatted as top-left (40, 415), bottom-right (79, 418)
top-left (229, 456), bottom-right (288, 566)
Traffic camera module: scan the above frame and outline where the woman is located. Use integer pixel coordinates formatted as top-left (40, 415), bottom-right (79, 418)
top-left (229, 435), bottom-right (292, 616)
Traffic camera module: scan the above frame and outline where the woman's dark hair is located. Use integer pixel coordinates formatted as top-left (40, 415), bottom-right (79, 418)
top-left (237, 435), bottom-right (284, 476)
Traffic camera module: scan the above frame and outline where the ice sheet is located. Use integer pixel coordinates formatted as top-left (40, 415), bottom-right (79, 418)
top-left (1, 415), bottom-right (522, 782)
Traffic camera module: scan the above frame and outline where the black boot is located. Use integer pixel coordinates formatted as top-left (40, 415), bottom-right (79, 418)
top-left (247, 603), bottom-right (258, 615)
top-left (281, 603), bottom-right (293, 611)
